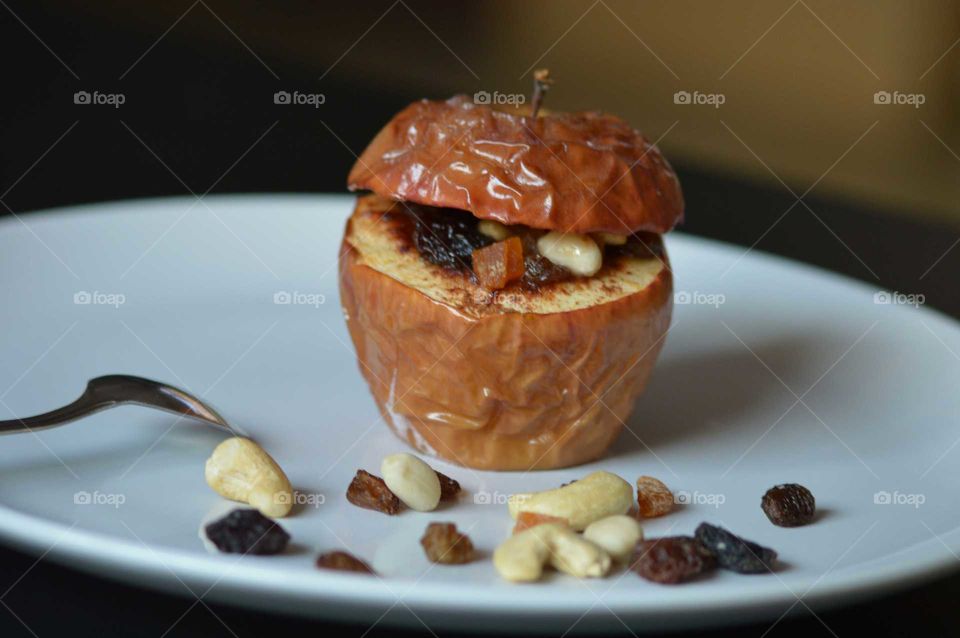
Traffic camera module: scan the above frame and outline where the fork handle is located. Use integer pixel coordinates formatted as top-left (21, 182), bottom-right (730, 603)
top-left (0, 375), bottom-right (232, 435)
top-left (0, 395), bottom-right (117, 434)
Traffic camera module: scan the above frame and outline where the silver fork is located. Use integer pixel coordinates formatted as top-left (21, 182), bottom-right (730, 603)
top-left (0, 375), bottom-right (239, 435)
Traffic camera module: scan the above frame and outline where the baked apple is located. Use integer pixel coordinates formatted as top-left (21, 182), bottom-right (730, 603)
top-left (339, 78), bottom-right (683, 470)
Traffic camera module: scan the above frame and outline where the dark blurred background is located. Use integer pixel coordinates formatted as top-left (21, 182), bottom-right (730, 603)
top-left (2, 2), bottom-right (960, 636)
top-left (3, 0), bottom-right (959, 215)
top-left (3, 0), bottom-right (960, 314)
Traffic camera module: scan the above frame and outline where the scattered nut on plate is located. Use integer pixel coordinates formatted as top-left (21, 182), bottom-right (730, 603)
top-left (508, 471), bottom-right (633, 531)
top-left (493, 522), bottom-right (611, 582)
top-left (205, 437), bottom-right (293, 518)
top-left (583, 515), bottom-right (644, 562)
top-left (381, 453), bottom-right (442, 512)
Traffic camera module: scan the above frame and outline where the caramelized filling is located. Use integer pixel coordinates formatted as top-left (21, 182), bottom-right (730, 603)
top-left (384, 203), bottom-right (662, 292)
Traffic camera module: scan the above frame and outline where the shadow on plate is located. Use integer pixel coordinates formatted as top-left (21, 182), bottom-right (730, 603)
top-left (606, 332), bottom-right (843, 458)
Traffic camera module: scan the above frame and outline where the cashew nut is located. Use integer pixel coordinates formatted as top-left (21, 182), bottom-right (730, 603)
top-left (508, 471), bottom-right (633, 531)
top-left (583, 515), bottom-right (643, 561)
top-left (381, 453), bottom-right (441, 512)
top-left (478, 219), bottom-right (512, 241)
top-left (592, 232), bottom-right (628, 246)
top-left (205, 437), bottom-right (293, 518)
top-left (536, 232), bottom-right (602, 277)
top-left (493, 523), bottom-right (611, 582)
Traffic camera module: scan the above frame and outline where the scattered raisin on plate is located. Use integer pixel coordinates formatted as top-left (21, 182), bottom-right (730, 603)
top-left (761, 483), bottom-right (815, 527)
top-left (436, 471), bottom-right (461, 501)
top-left (316, 551), bottom-right (375, 574)
top-left (635, 476), bottom-right (674, 518)
top-left (347, 469), bottom-right (402, 515)
top-left (204, 509), bottom-right (290, 555)
top-left (420, 522), bottom-right (474, 564)
top-left (694, 523), bottom-right (777, 574)
top-left (631, 536), bottom-right (715, 584)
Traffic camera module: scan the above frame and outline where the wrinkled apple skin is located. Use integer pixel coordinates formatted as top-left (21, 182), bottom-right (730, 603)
top-left (338, 220), bottom-right (672, 471)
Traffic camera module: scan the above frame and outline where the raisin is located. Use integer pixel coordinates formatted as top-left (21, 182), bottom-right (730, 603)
top-left (436, 471), bottom-right (461, 501)
top-left (631, 536), bottom-right (715, 584)
top-left (347, 469), bottom-right (401, 515)
top-left (420, 522), bottom-right (474, 564)
top-left (761, 483), bottom-right (815, 527)
top-left (635, 476), bottom-right (674, 518)
top-left (519, 235), bottom-right (574, 291)
top-left (512, 511), bottom-right (569, 534)
top-left (316, 551), bottom-right (375, 574)
top-left (410, 206), bottom-right (492, 272)
top-left (204, 509), bottom-right (290, 555)
top-left (694, 523), bottom-right (777, 574)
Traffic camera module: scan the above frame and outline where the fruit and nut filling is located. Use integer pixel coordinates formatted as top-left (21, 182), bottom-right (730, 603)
top-left (385, 203), bottom-right (663, 291)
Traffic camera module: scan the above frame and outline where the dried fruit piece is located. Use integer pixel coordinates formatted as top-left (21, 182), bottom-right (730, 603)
top-left (316, 551), bottom-right (375, 574)
top-left (631, 536), bottom-right (714, 584)
top-left (694, 523), bottom-right (777, 574)
top-left (635, 476), bottom-right (673, 518)
top-left (204, 508), bottom-right (290, 555)
top-left (761, 483), bottom-right (815, 527)
top-left (436, 471), bottom-right (461, 501)
top-left (420, 522), bottom-right (475, 564)
top-left (512, 511), bottom-right (569, 534)
top-left (472, 236), bottom-right (524, 290)
top-left (346, 469), bottom-right (401, 515)
top-left (411, 205), bottom-right (492, 271)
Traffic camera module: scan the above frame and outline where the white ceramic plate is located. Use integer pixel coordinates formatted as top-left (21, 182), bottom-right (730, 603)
top-left (1, 195), bottom-right (958, 633)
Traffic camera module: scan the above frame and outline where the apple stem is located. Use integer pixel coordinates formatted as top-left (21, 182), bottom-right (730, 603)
top-left (530, 69), bottom-right (554, 117)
